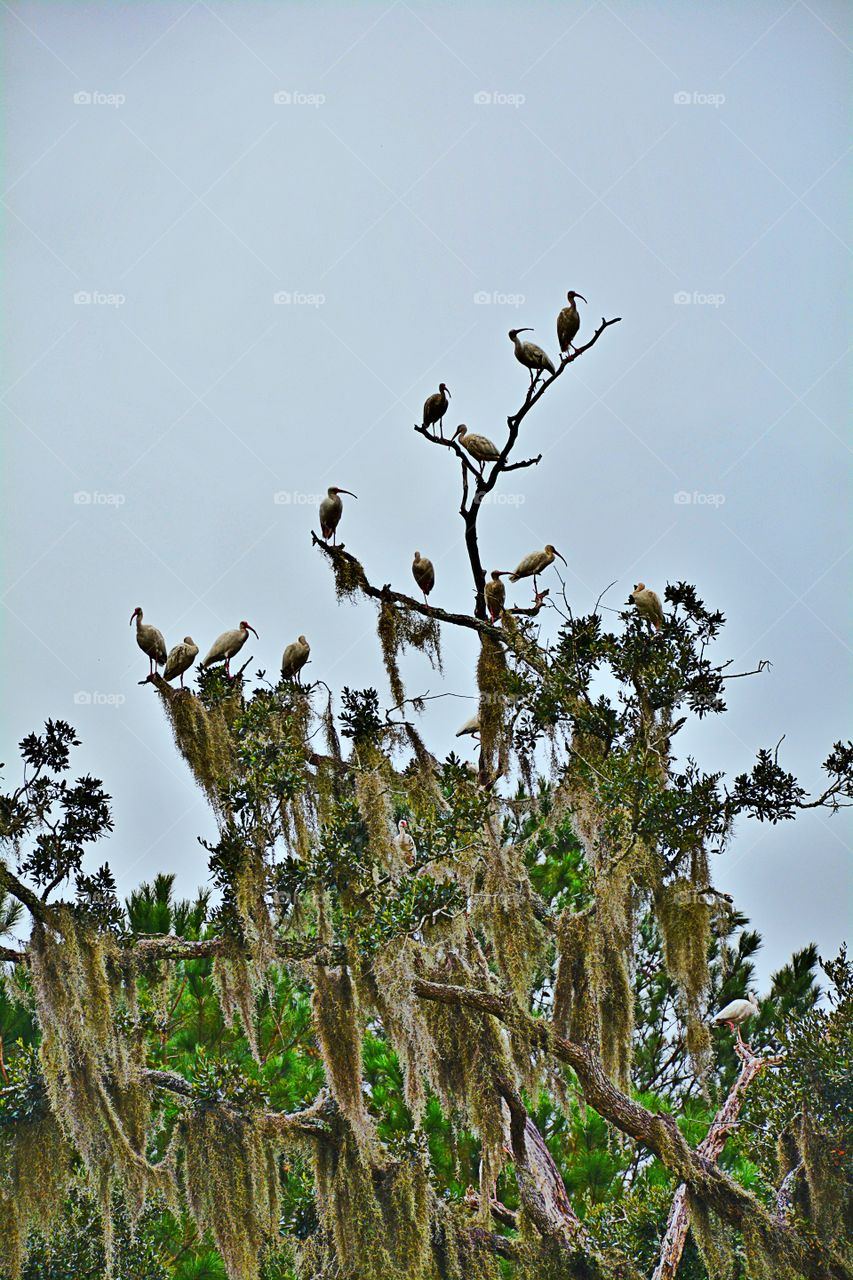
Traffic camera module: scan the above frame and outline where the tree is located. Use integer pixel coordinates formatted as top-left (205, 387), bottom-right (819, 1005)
top-left (1, 303), bottom-right (851, 1280)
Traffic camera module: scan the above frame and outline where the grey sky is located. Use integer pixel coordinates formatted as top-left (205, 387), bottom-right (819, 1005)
top-left (2, 1), bottom-right (850, 986)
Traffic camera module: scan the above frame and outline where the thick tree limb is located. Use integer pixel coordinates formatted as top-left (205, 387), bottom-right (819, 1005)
top-left (0, 861), bottom-right (54, 925)
top-left (143, 1069), bottom-right (331, 1137)
top-left (411, 977), bottom-right (852, 1280)
top-left (651, 1044), bottom-right (769, 1280)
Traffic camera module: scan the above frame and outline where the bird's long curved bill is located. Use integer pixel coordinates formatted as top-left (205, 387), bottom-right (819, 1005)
top-left (555, 550), bottom-right (567, 565)
top-left (576, 294), bottom-right (588, 304)
top-left (339, 490), bottom-right (358, 498)
top-left (247, 625), bottom-right (259, 637)
top-left (128, 612), bottom-right (135, 625)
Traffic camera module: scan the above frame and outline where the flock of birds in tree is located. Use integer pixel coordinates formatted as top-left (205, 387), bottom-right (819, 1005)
top-left (128, 287), bottom-right (754, 1048)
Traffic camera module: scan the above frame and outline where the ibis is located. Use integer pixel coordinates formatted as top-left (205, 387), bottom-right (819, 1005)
top-left (319, 486), bottom-right (357, 544)
top-left (509, 545), bottom-right (566, 592)
top-left (129, 607), bottom-right (167, 676)
top-left (484, 570), bottom-right (507, 622)
top-left (452, 425), bottom-right (501, 469)
top-left (557, 291), bottom-right (587, 357)
top-left (627, 583), bottom-right (664, 632)
top-left (711, 994), bottom-right (760, 1051)
top-left (201, 621), bottom-right (258, 678)
top-left (163, 637), bottom-right (199, 687)
top-left (412, 551), bottom-right (435, 604)
top-left (508, 329), bottom-right (556, 384)
top-left (456, 712), bottom-right (480, 738)
top-left (394, 818), bottom-right (416, 865)
top-left (281, 635), bottom-right (310, 682)
top-left (422, 383), bottom-right (451, 435)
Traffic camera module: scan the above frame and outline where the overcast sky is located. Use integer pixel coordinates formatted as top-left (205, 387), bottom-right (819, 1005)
top-left (2, 1), bottom-right (850, 985)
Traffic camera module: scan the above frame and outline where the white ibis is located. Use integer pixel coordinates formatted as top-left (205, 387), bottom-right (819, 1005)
top-left (557, 291), bottom-right (587, 358)
top-left (422, 383), bottom-right (451, 435)
top-left (129, 607), bottom-right (167, 676)
top-left (163, 637), bottom-right (199, 687)
top-left (452, 425), bottom-right (501, 469)
top-left (508, 545), bottom-right (566, 593)
top-left (281, 635), bottom-right (310, 682)
top-left (319, 487), bottom-right (357, 544)
top-left (484, 570), bottom-right (507, 622)
top-left (412, 552), bottom-right (435, 604)
top-left (711, 994), bottom-right (760, 1051)
top-left (394, 818), bottom-right (416, 865)
top-left (508, 329), bottom-right (556, 384)
top-left (455, 712), bottom-right (480, 738)
top-left (627, 583), bottom-right (664, 632)
top-left (201, 621), bottom-right (258, 678)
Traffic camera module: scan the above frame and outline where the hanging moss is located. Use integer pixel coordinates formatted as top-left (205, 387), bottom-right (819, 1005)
top-left (212, 944), bottom-right (260, 1059)
top-left (378, 599), bottom-right (407, 708)
top-left (554, 909), bottom-right (600, 1048)
top-left (655, 878), bottom-right (712, 1076)
top-left (180, 1104), bottom-right (281, 1280)
top-left (685, 1190), bottom-right (735, 1279)
top-left (311, 1126), bottom-right (394, 1279)
top-left (27, 911), bottom-right (171, 1269)
top-left (476, 634), bottom-right (509, 781)
top-left (311, 964), bottom-right (374, 1151)
top-left (473, 830), bottom-right (547, 1010)
top-left (159, 687), bottom-right (238, 811)
top-left (353, 762), bottom-right (405, 881)
top-left (328, 546), bottom-right (369, 602)
top-left (0, 1093), bottom-right (71, 1280)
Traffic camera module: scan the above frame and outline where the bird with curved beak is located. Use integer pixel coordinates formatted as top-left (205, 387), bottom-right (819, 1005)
top-left (281, 635), bottom-right (310, 682)
top-left (319, 486), bottom-right (357, 544)
top-left (557, 291), bottom-right (587, 358)
top-left (129, 607), bottom-right (167, 677)
top-left (422, 383), bottom-right (451, 436)
top-left (627, 583), bottom-right (664, 632)
top-left (412, 551), bottom-right (435, 604)
top-left (163, 637), bottom-right (199, 687)
top-left (508, 545), bottom-right (566, 595)
top-left (711, 993), bottom-right (760, 1054)
top-left (201, 621), bottom-right (258, 679)
top-left (452, 424), bottom-right (501, 470)
top-left (508, 329), bottom-right (556, 384)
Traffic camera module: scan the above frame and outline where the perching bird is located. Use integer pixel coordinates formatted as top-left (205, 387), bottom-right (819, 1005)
top-left (627, 583), bottom-right (664, 632)
top-left (422, 383), bottom-right (451, 435)
top-left (201, 621), bottom-right (258, 678)
top-left (557, 291), bottom-right (587, 357)
top-left (711, 994), bottom-right (760, 1051)
top-left (163, 637), bottom-right (199, 687)
top-left (484, 570), bottom-right (507, 622)
top-left (412, 551), bottom-right (435, 604)
top-left (129, 607), bottom-right (167, 677)
top-left (281, 635), bottom-right (310, 681)
top-left (508, 329), bottom-right (556, 383)
top-left (456, 712), bottom-right (480, 738)
top-left (509, 545), bottom-right (566, 592)
top-left (319, 486), bottom-right (357, 544)
top-left (452, 425), bottom-right (501, 468)
top-left (394, 818), bottom-right (416, 865)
